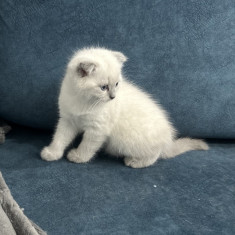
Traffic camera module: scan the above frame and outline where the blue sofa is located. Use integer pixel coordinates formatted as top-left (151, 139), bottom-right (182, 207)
top-left (0, 0), bottom-right (235, 234)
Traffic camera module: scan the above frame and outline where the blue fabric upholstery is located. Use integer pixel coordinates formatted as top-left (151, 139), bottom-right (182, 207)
top-left (0, 0), bottom-right (235, 138)
top-left (1, 126), bottom-right (235, 234)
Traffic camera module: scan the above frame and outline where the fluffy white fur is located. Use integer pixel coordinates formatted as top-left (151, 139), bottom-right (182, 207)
top-left (41, 47), bottom-right (209, 168)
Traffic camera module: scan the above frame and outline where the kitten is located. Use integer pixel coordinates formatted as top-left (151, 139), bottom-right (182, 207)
top-left (41, 47), bottom-right (208, 168)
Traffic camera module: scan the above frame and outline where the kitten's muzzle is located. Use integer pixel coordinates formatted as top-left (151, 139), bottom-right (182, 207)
top-left (109, 90), bottom-right (116, 100)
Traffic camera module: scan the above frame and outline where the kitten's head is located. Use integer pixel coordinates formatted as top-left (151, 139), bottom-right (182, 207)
top-left (66, 47), bottom-right (127, 103)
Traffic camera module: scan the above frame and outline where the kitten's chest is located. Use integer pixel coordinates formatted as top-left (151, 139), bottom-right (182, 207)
top-left (72, 113), bottom-right (101, 130)
top-left (65, 110), bottom-right (111, 134)
top-left (59, 88), bottom-right (118, 133)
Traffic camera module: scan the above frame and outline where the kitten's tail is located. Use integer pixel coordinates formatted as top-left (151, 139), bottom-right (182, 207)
top-left (162, 138), bottom-right (209, 159)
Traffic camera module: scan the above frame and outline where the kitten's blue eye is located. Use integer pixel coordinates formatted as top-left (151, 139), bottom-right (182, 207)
top-left (116, 82), bottom-right (119, 87)
top-left (101, 85), bottom-right (108, 91)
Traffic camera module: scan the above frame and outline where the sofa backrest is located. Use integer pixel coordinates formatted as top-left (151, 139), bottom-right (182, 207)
top-left (0, 0), bottom-right (234, 138)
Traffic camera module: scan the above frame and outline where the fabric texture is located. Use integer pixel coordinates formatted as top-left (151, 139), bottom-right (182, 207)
top-left (0, 125), bottom-right (235, 235)
top-left (0, 171), bottom-right (47, 235)
top-left (0, 0), bottom-right (235, 138)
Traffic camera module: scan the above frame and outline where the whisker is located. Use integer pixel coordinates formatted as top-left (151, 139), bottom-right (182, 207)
top-left (87, 99), bottom-right (101, 113)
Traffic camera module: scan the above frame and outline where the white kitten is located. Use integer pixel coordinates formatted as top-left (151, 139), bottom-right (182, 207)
top-left (41, 47), bottom-right (208, 168)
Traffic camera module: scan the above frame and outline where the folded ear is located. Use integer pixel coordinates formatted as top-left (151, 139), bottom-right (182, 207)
top-left (112, 51), bottom-right (127, 64)
top-left (77, 62), bottom-right (96, 77)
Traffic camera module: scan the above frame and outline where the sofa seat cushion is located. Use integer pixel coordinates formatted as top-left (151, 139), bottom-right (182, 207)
top-left (0, 126), bottom-right (234, 234)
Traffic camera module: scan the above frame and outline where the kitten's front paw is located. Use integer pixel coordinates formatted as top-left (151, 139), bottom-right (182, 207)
top-left (67, 149), bottom-right (89, 164)
top-left (41, 147), bottom-right (62, 161)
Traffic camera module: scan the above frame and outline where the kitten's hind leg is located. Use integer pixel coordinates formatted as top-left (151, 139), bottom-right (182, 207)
top-left (67, 130), bottom-right (106, 164)
top-left (124, 150), bottom-right (161, 168)
top-left (124, 157), bottom-right (156, 168)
